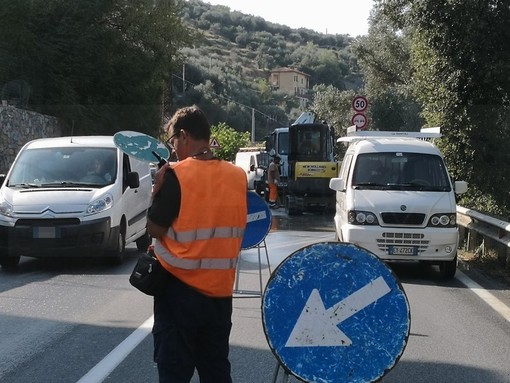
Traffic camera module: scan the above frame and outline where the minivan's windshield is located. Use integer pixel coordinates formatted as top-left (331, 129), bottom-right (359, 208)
top-left (352, 152), bottom-right (451, 191)
top-left (8, 147), bottom-right (117, 188)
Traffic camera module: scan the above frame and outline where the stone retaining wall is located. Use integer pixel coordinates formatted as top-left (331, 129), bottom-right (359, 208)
top-left (0, 106), bottom-right (62, 173)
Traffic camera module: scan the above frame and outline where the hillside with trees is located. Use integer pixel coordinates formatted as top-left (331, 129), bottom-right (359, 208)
top-left (0, 0), bottom-right (192, 136)
top-left (2, 0), bottom-right (510, 217)
top-left (173, 0), bottom-right (363, 140)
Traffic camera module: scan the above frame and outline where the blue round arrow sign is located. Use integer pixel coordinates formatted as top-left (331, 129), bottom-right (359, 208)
top-left (262, 242), bottom-right (410, 383)
top-left (242, 191), bottom-right (272, 249)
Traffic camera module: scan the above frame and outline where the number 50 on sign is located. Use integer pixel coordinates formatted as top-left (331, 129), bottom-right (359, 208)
top-left (352, 96), bottom-right (368, 112)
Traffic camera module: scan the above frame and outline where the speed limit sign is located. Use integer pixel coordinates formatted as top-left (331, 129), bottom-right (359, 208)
top-left (352, 96), bottom-right (368, 112)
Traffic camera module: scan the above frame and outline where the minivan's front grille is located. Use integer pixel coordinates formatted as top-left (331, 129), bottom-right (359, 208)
top-left (380, 213), bottom-right (425, 225)
top-left (15, 218), bottom-right (81, 226)
top-left (376, 232), bottom-right (429, 253)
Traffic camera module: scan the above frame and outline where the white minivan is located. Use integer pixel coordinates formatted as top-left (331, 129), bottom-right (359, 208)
top-left (0, 136), bottom-right (153, 268)
top-left (234, 147), bottom-right (269, 195)
top-left (329, 128), bottom-right (468, 279)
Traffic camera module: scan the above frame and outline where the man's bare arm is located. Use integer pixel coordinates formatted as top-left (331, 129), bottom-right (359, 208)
top-left (148, 219), bottom-right (168, 239)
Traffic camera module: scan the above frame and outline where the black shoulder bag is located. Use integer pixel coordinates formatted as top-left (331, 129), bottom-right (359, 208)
top-left (129, 246), bottom-right (170, 296)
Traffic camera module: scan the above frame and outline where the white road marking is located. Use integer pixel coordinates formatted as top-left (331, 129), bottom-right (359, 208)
top-left (456, 270), bottom-right (510, 322)
top-left (76, 315), bottom-right (154, 383)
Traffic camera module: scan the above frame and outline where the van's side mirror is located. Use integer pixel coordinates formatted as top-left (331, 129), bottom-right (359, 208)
top-left (127, 171), bottom-right (140, 189)
top-left (249, 164), bottom-right (255, 172)
top-left (329, 177), bottom-right (345, 191)
top-left (0, 174), bottom-right (5, 187)
top-left (454, 180), bottom-right (468, 194)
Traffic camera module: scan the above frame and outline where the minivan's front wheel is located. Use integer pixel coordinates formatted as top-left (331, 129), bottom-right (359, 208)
top-left (107, 228), bottom-right (126, 265)
top-left (0, 255), bottom-right (20, 268)
top-left (439, 256), bottom-right (457, 279)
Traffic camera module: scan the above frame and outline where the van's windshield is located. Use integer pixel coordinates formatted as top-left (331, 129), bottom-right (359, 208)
top-left (8, 147), bottom-right (117, 188)
top-left (352, 152), bottom-right (451, 191)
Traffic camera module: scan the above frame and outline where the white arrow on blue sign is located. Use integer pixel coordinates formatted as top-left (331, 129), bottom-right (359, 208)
top-left (262, 242), bottom-right (410, 383)
top-left (241, 191), bottom-right (271, 249)
top-left (285, 276), bottom-right (391, 347)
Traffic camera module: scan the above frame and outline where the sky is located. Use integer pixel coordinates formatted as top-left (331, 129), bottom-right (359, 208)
top-left (204, 0), bottom-right (373, 37)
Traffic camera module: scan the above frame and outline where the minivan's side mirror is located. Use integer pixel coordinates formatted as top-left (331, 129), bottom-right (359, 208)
top-left (0, 174), bottom-right (5, 187)
top-left (249, 164), bottom-right (255, 172)
top-left (127, 171), bottom-right (140, 189)
top-left (329, 177), bottom-right (345, 191)
top-left (454, 180), bottom-right (468, 194)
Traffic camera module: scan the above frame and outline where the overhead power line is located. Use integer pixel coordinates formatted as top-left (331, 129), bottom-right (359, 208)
top-left (171, 73), bottom-right (287, 126)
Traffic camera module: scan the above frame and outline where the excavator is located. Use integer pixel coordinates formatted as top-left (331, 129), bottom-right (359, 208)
top-left (265, 112), bottom-right (338, 215)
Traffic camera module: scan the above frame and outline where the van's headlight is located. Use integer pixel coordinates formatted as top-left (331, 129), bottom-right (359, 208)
top-left (86, 193), bottom-right (113, 215)
top-left (0, 197), bottom-right (13, 217)
top-left (428, 213), bottom-right (456, 227)
top-left (348, 210), bottom-right (379, 225)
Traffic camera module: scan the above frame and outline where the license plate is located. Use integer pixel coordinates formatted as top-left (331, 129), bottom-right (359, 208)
top-left (33, 227), bottom-right (57, 239)
top-left (388, 246), bottom-right (417, 256)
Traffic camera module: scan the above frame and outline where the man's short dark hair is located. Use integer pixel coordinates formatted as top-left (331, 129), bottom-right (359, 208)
top-left (166, 105), bottom-right (211, 141)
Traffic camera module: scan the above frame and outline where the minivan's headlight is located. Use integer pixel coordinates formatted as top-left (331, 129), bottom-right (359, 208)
top-left (86, 193), bottom-right (113, 215)
top-left (348, 210), bottom-right (379, 225)
top-left (428, 213), bottom-right (456, 227)
top-left (0, 197), bottom-right (13, 217)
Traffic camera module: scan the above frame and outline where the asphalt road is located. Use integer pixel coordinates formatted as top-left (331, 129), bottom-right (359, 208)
top-left (1, 209), bottom-right (509, 382)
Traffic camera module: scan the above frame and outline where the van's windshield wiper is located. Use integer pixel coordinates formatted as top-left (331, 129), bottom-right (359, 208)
top-left (386, 183), bottom-right (449, 191)
top-left (10, 183), bottom-right (41, 188)
top-left (353, 182), bottom-right (385, 189)
top-left (40, 181), bottom-right (87, 187)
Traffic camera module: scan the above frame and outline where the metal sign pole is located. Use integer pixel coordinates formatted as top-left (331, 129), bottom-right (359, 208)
top-left (272, 362), bottom-right (292, 383)
top-left (234, 238), bottom-right (271, 298)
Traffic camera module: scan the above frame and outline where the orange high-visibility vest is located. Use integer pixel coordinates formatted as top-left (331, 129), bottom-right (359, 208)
top-left (154, 158), bottom-right (247, 297)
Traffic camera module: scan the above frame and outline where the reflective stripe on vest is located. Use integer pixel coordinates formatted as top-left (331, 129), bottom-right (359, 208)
top-left (165, 226), bottom-right (245, 242)
top-left (154, 240), bottom-right (238, 270)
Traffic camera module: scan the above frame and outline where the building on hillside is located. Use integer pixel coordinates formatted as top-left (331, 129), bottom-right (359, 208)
top-left (269, 67), bottom-right (310, 107)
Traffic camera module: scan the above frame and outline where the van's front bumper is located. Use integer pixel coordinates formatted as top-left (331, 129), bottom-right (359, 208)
top-left (340, 225), bottom-right (459, 262)
top-left (0, 217), bottom-right (119, 257)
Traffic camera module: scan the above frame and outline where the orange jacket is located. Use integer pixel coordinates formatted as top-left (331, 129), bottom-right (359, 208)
top-left (154, 158), bottom-right (247, 297)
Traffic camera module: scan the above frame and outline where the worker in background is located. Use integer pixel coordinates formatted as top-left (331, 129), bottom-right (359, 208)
top-left (268, 155), bottom-right (281, 209)
top-left (148, 105), bottom-right (248, 383)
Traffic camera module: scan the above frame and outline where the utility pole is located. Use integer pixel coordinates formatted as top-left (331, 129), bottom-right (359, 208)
top-left (182, 63), bottom-right (185, 93)
top-left (251, 108), bottom-right (255, 143)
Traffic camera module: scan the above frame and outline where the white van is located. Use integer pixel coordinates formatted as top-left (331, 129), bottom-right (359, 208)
top-left (329, 128), bottom-right (468, 279)
top-left (0, 136), bottom-right (153, 268)
top-left (234, 147), bottom-right (269, 195)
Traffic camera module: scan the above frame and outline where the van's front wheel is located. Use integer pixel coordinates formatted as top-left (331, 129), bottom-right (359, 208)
top-left (439, 256), bottom-right (457, 279)
top-left (107, 228), bottom-right (126, 265)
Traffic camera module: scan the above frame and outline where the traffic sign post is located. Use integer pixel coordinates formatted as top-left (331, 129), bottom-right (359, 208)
top-left (262, 242), bottom-right (410, 383)
top-left (351, 96), bottom-right (369, 131)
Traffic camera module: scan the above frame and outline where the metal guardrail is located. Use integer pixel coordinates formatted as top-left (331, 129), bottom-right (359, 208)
top-left (456, 206), bottom-right (510, 269)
